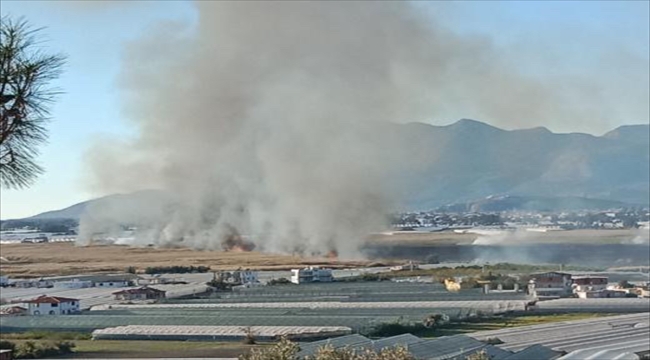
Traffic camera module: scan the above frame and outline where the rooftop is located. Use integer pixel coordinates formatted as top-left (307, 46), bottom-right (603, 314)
top-left (25, 295), bottom-right (79, 304)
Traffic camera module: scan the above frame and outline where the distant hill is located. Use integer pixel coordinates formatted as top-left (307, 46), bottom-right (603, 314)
top-left (437, 195), bottom-right (637, 213)
top-left (5, 190), bottom-right (168, 222)
top-left (27, 200), bottom-right (91, 220)
top-left (391, 120), bottom-right (649, 209)
top-left (4, 119), bottom-right (649, 222)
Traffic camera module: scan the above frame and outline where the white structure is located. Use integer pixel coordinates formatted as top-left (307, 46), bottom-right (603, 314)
top-left (239, 270), bottom-right (258, 284)
top-left (528, 272), bottom-right (573, 298)
top-left (25, 295), bottom-right (80, 315)
top-left (53, 278), bottom-right (93, 289)
top-left (213, 270), bottom-right (259, 285)
top-left (13, 278), bottom-right (53, 288)
top-left (290, 267), bottom-right (333, 284)
top-left (572, 276), bottom-right (608, 293)
top-left (94, 279), bottom-right (130, 288)
top-left (575, 289), bottom-right (627, 299)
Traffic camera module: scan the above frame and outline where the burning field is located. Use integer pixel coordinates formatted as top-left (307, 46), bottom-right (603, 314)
top-left (2, 229), bottom-right (647, 277)
top-left (0, 242), bottom-right (372, 277)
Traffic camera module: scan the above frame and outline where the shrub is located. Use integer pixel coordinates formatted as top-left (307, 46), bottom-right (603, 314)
top-left (0, 340), bottom-right (15, 351)
top-left (240, 337), bottom-right (299, 360)
top-left (144, 265), bottom-right (210, 274)
top-left (240, 338), bottom-right (415, 360)
top-left (484, 337), bottom-right (504, 345)
top-left (15, 341), bottom-right (38, 358)
top-left (367, 321), bottom-right (426, 337)
top-left (307, 345), bottom-right (415, 360)
top-left (242, 327), bottom-right (257, 345)
top-left (1, 330), bottom-right (90, 341)
top-left (12, 340), bottom-right (75, 359)
top-left (618, 280), bottom-right (635, 289)
top-left (240, 337), bottom-right (493, 360)
top-left (465, 350), bottom-right (491, 360)
top-left (268, 278), bottom-right (292, 286)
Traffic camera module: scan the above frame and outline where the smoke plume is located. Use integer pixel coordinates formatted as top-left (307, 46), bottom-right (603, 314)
top-left (79, 2), bottom-right (641, 256)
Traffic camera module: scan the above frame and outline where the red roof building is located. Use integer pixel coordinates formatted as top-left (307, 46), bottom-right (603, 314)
top-left (25, 295), bottom-right (80, 315)
top-left (113, 286), bottom-right (166, 301)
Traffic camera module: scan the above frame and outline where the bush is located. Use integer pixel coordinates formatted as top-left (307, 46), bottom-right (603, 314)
top-left (0, 340), bottom-right (15, 351)
top-left (1, 331), bottom-right (90, 341)
top-left (240, 338), bottom-right (489, 360)
top-left (268, 278), bottom-right (292, 286)
top-left (242, 327), bottom-right (257, 345)
top-left (484, 337), bottom-right (504, 345)
top-left (618, 280), bottom-right (635, 289)
top-left (239, 338), bottom-right (415, 360)
top-left (240, 338), bottom-right (299, 360)
top-left (308, 345), bottom-right (415, 360)
top-left (465, 350), bottom-right (491, 360)
top-left (144, 265), bottom-right (210, 274)
top-left (13, 340), bottom-right (75, 359)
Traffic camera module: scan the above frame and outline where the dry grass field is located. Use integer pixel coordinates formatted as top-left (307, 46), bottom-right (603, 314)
top-left (0, 229), bottom-right (642, 277)
top-left (0, 242), bottom-right (372, 277)
top-left (368, 228), bottom-right (643, 246)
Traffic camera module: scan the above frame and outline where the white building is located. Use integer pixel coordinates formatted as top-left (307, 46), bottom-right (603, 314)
top-left (213, 270), bottom-right (259, 285)
top-left (93, 278), bottom-right (131, 288)
top-left (13, 278), bottom-right (53, 288)
top-left (25, 295), bottom-right (80, 315)
top-left (290, 267), bottom-right (333, 284)
top-left (576, 289), bottom-right (628, 299)
top-left (239, 270), bottom-right (258, 284)
top-left (572, 276), bottom-right (608, 292)
top-left (528, 271), bottom-right (573, 298)
top-left (53, 278), bottom-right (93, 289)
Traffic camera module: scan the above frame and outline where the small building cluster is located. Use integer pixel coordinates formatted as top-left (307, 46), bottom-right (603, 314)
top-left (528, 272), bottom-right (641, 299)
top-left (2, 275), bottom-right (135, 289)
top-left (213, 270), bottom-right (259, 285)
top-left (290, 267), bottom-right (333, 284)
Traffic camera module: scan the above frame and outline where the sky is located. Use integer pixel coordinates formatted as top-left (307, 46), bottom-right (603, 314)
top-left (0, 0), bottom-right (648, 219)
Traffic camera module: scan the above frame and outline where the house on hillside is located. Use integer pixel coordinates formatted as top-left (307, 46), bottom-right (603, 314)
top-left (25, 295), bottom-right (80, 315)
top-left (113, 287), bottom-right (166, 301)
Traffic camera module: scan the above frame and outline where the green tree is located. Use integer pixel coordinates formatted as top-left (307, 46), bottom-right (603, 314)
top-left (1, 16), bottom-right (66, 188)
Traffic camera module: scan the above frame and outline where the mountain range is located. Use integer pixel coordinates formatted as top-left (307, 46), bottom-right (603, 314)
top-left (8, 119), bottom-right (650, 221)
top-left (392, 119), bottom-right (649, 209)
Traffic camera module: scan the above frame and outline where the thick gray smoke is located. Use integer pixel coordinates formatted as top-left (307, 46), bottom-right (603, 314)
top-left (78, 2), bottom-right (640, 256)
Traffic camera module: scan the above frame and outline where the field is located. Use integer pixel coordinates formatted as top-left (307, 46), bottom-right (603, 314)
top-left (420, 313), bottom-right (614, 337)
top-left (0, 313), bottom-right (613, 358)
top-left (2, 339), bottom-right (261, 358)
top-left (0, 242), bottom-right (372, 277)
top-left (368, 228), bottom-right (643, 246)
top-left (0, 229), bottom-right (644, 277)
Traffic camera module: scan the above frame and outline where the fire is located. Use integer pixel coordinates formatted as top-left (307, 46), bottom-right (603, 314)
top-left (325, 250), bottom-right (338, 259)
top-left (221, 227), bottom-right (255, 252)
top-left (229, 244), bottom-right (253, 252)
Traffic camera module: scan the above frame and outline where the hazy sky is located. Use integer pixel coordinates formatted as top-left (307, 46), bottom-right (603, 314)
top-left (1, 0), bottom-right (648, 219)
